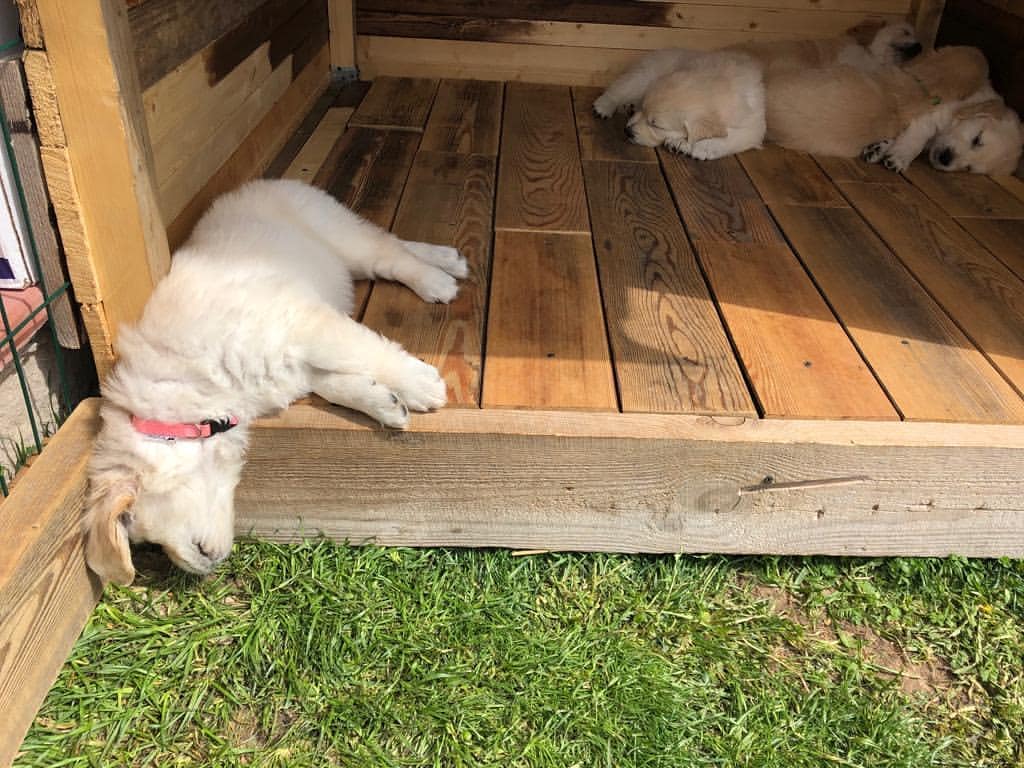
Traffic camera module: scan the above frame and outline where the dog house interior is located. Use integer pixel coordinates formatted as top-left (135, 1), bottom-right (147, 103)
top-left (2, 0), bottom-right (1024, 761)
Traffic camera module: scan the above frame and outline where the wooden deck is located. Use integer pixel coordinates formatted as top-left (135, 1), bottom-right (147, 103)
top-left (270, 77), bottom-right (1024, 425)
top-left (226, 75), bottom-right (1024, 561)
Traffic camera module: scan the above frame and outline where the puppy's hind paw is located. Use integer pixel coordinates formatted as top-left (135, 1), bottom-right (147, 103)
top-left (861, 140), bottom-right (890, 164)
top-left (592, 95), bottom-right (615, 119)
top-left (407, 265), bottom-right (459, 304)
top-left (404, 241), bottom-right (468, 279)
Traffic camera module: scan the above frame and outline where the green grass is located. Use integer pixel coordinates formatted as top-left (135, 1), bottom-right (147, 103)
top-left (16, 542), bottom-right (1024, 767)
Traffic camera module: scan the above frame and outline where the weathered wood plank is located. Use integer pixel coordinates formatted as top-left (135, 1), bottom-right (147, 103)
top-left (0, 400), bottom-right (101, 768)
top-left (34, 0), bottom-right (171, 379)
top-left (583, 161), bottom-right (754, 415)
top-left (659, 151), bottom-right (783, 243)
top-left (496, 83), bottom-right (589, 233)
top-left (362, 152), bottom-right (495, 406)
top-left (772, 204), bottom-right (1024, 422)
top-left (166, 45), bottom-right (329, 249)
top-left (348, 76), bottom-right (439, 130)
top-left (314, 127), bottom-right (421, 230)
top-left (815, 154), bottom-right (897, 183)
top-left (263, 82), bottom-right (346, 179)
top-left (238, 403), bottom-right (1024, 558)
top-left (420, 79), bottom-right (503, 156)
top-left (357, 36), bottom-right (648, 87)
top-left (356, 2), bottom-right (906, 36)
top-left (903, 162), bottom-right (1024, 218)
top-left (573, 86), bottom-right (658, 163)
top-left (282, 106), bottom-right (353, 183)
top-left (840, 181), bottom-right (1024, 397)
top-left (740, 146), bottom-right (849, 207)
top-left (127, 0), bottom-right (268, 89)
top-left (696, 242), bottom-right (897, 420)
top-left (957, 217), bottom-right (1024, 281)
top-left (483, 231), bottom-right (616, 410)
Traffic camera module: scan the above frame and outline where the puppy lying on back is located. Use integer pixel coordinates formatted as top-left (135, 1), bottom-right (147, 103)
top-left (624, 51), bottom-right (765, 160)
top-left (86, 179), bottom-right (465, 584)
top-left (593, 22), bottom-right (920, 119)
top-left (765, 46), bottom-right (994, 166)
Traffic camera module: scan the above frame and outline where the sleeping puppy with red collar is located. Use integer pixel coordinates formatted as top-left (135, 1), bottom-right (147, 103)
top-left (86, 179), bottom-right (465, 584)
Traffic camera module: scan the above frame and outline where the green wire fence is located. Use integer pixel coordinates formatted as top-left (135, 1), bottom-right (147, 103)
top-left (0, 71), bottom-right (83, 496)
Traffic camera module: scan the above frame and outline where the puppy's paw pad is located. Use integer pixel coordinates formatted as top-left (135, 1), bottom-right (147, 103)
top-left (861, 140), bottom-right (890, 163)
top-left (392, 357), bottom-right (447, 412)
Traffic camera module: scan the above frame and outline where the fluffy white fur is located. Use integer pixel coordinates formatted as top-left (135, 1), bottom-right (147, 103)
top-left (592, 22), bottom-right (920, 119)
top-left (86, 179), bottom-right (467, 584)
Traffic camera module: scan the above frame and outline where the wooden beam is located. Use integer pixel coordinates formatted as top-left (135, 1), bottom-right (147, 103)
top-left (237, 403), bottom-right (1024, 558)
top-left (0, 400), bottom-right (102, 768)
top-left (911, 0), bottom-right (946, 48)
top-left (33, 0), bottom-right (171, 378)
top-left (329, 0), bottom-right (356, 69)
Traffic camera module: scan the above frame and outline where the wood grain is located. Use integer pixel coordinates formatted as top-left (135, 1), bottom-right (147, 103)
top-left (840, 181), bottom-right (1024, 397)
top-left (815, 154), bottom-right (897, 183)
top-left (659, 151), bottom-right (783, 243)
top-left (740, 146), bottom-right (848, 207)
top-left (329, 0), bottom-right (356, 69)
top-left (314, 127), bottom-right (421, 230)
top-left (420, 79), bottom-right (503, 155)
top-left (483, 231), bottom-right (616, 410)
top-left (957, 217), bottom-right (1024, 281)
top-left (348, 75), bottom-right (439, 130)
top-left (696, 242), bottom-right (896, 420)
top-left (0, 400), bottom-right (101, 768)
top-left (496, 82), bottom-right (589, 233)
top-left (903, 162), bottom-right (1024, 218)
top-left (362, 152), bottom-right (495, 406)
top-left (238, 402), bottom-right (1024, 559)
top-left (583, 161), bottom-right (754, 415)
top-left (773, 204), bottom-right (1024, 423)
top-left (282, 106), bottom-right (353, 183)
top-left (34, 0), bottom-right (171, 379)
top-left (572, 86), bottom-right (658, 163)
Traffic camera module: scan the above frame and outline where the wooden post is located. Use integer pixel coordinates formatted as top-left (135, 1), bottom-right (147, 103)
top-left (32, 0), bottom-right (170, 379)
top-left (329, 0), bottom-right (357, 71)
top-left (911, 0), bottom-right (946, 49)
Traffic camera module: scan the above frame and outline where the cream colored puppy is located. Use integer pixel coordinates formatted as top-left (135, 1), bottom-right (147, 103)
top-left (765, 46), bottom-right (990, 161)
top-left (865, 90), bottom-right (1023, 175)
top-left (625, 51), bottom-right (765, 159)
top-left (593, 22), bottom-right (920, 119)
top-left (86, 179), bottom-right (465, 584)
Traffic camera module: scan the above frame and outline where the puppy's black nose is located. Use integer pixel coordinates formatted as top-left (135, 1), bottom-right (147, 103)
top-left (901, 42), bottom-right (922, 60)
top-left (625, 123), bottom-right (635, 140)
top-left (936, 147), bottom-right (954, 166)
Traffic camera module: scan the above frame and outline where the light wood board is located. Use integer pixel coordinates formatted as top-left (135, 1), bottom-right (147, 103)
top-left (583, 160), bottom-right (754, 415)
top-left (903, 162), bottom-right (1024, 218)
top-left (739, 146), bottom-right (848, 207)
top-left (483, 230), bottom-right (617, 410)
top-left (420, 79), bottom-right (503, 156)
top-left (282, 106), bottom-right (353, 183)
top-left (957, 217), bottom-right (1024, 282)
top-left (348, 75), bottom-right (439, 130)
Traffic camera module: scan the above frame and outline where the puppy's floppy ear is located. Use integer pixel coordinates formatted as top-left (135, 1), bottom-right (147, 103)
top-left (686, 115), bottom-right (728, 144)
top-left (955, 98), bottom-right (1005, 121)
top-left (84, 477), bottom-right (138, 586)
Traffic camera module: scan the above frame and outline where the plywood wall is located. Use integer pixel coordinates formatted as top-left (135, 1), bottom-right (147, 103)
top-left (355, 0), bottom-right (916, 85)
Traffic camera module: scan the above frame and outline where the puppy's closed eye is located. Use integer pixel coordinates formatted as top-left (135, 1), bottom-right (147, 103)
top-left (971, 133), bottom-right (983, 149)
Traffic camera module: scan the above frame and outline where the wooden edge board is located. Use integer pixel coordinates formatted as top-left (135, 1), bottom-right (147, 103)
top-left (282, 106), bottom-right (353, 182)
top-left (0, 400), bottom-right (102, 768)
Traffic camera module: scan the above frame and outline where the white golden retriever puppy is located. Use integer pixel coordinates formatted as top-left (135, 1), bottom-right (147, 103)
top-left (625, 51), bottom-right (765, 159)
top-left (593, 22), bottom-right (920, 119)
top-left (86, 179), bottom-right (466, 585)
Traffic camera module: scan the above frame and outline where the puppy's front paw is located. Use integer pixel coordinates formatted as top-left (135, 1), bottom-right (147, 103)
top-left (391, 356), bottom-right (447, 412)
top-left (404, 241), bottom-right (468, 279)
top-left (407, 265), bottom-right (459, 304)
top-left (861, 140), bottom-right (890, 164)
top-left (881, 150), bottom-right (913, 173)
top-left (364, 382), bottom-right (410, 429)
top-left (592, 94), bottom-right (615, 119)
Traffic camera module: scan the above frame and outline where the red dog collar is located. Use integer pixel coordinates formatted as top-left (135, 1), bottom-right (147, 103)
top-left (131, 415), bottom-right (239, 441)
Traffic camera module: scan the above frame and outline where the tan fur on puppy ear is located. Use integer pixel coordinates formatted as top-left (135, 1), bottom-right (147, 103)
top-left (955, 99), bottom-right (1006, 121)
top-left (686, 115), bottom-right (728, 144)
top-left (85, 487), bottom-right (137, 585)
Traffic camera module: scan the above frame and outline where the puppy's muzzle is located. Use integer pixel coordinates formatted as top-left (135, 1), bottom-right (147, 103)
top-left (897, 42), bottom-right (923, 62)
top-left (624, 123), bottom-right (636, 141)
top-left (932, 146), bottom-right (954, 167)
